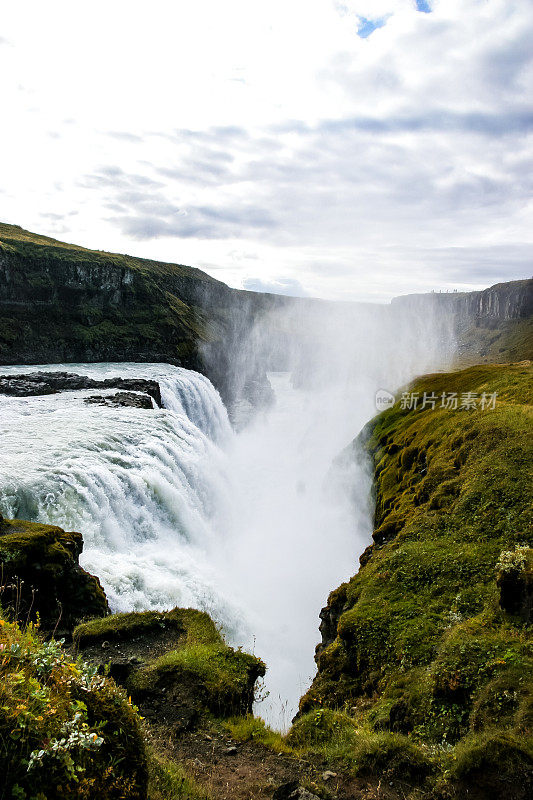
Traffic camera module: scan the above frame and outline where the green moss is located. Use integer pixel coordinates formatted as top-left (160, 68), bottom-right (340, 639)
top-left (128, 642), bottom-right (265, 717)
top-left (287, 710), bottom-right (433, 781)
top-left (299, 362), bottom-right (533, 793)
top-left (287, 709), bottom-right (359, 748)
top-left (446, 730), bottom-right (533, 799)
top-left (0, 516), bottom-right (109, 632)
top-left (73, 607), bottom-right (220, 648)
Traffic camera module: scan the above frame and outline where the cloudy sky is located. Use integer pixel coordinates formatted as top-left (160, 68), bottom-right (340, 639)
top-left (1, 0), bottom-right (532, 301)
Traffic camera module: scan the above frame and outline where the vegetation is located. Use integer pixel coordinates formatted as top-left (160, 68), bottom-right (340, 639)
top-left (75, 607), bottom-right (266, 719)
top-left (297, 362), bottom-right (532, 797)
top-left (148, 752), bottom-right (212, 800)
top-left (0, 516), bottom-right (108, 633)
top-left (73, 607), bottom-right (220, 649)
top-left (127, 638), bottom-right (265, 718)
top-left (0, 223), bottom-right (218, 283)
top-left (456, 318), bottom-right (533, 365)
top-left (0, 612), bottom-right (147, 800)
top-left (222, 714), bottom-right (292, 754)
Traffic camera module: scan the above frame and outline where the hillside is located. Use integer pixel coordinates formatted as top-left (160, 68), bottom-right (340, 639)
top-left (298, 362), bottom-right (533, 798)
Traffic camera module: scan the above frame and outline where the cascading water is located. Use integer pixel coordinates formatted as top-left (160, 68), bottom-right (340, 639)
top-left (0, 300), bottom-right (456, 729)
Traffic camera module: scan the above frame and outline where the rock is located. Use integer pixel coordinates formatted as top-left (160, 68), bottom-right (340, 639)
top-left (273, 783), bottom-right (321, 800)
top-left (73, 607), bottom-right (265, 732)
top-left (496, 546), bottom-right (533, 623)
top-left (273, 782), bottom-right (299, 799)
top-left (84, 391), bottom-right (154, 409)
top-left (0, 371), bottom-right (162, 406)
top-left (0, 516), bottom-right (109, 634)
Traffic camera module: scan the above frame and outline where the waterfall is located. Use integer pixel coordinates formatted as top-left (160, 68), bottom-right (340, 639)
top-left (0, 301), bottom-right (456, 729)
top-left (0, 364), bottom-right (239, 630)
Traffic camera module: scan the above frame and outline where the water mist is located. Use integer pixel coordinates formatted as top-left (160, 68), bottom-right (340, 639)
top-left (0, 296), bottom-right (456, 729)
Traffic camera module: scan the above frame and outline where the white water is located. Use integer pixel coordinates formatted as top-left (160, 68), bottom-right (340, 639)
top-left (0, 302), bottom-right (455, 729)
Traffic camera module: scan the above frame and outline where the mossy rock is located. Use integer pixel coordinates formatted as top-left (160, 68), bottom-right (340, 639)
top-left (444, 731), bottom-right (533, 800)
top-left (74, 607), bottom-right (266, 729)
top-left (0, 514), bottom-right (109, 633)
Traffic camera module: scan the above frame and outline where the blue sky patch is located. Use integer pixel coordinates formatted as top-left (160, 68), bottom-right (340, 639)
top-left (415, 0), bottom-right (432, 12)
top-left (357, 16), bottom-right (387, 39)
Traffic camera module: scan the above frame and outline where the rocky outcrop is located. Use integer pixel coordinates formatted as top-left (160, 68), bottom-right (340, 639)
top-left (0, 513), bottom-right (109, 633)
top-left (0, 370), bottom-right (162, 405)
top-left (84, 391), bottom-right (154, 409)
top-left (391, 279), bottom-right (533, 322)
top-left (392, 279), bottom-right (533, 363)
top-left (73, 608), bottom-right (266, 730)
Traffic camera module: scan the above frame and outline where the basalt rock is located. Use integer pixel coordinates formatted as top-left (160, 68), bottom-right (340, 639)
top-left (0, 371), bottom-right (162, 406)
top-left (84, 391), bottom-right (154, 409)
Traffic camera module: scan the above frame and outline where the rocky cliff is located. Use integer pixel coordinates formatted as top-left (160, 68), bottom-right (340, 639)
top-left (392, 279), bottom-right (533, 363)
top-left (1, 223), bottom-right (532, 399)
top-left (0, 223), bottom-right (288, 401)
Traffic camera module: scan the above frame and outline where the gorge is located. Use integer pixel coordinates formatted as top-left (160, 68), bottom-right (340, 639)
top-left (0, 224), bottom-right (532, 800)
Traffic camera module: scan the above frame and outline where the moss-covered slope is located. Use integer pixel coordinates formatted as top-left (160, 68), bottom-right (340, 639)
top-left (0, 515), bottom-right (109, 633)
top-left (300, 362), bottom-right (533, 797)
top-left (74, 608), bottom-right (266, 727)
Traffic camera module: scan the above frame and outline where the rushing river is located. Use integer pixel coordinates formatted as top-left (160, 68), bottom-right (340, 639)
top-left (0, 304), bottom-right (455, 728)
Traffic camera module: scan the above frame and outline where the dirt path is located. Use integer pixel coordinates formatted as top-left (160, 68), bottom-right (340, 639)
top-left (146, 721), bottom-right (408, 800)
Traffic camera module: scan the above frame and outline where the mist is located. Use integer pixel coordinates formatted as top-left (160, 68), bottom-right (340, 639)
top-left (205, 295), bottom-right (457, 727)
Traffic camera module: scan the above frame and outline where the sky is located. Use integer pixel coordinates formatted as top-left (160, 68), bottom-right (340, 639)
top-left (1, 0), bottom-right (532, 302)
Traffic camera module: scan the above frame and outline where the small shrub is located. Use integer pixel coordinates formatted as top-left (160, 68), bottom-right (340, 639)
top-left (0, 613), bottom-right (147, 799)
top-left (287, 709), bottom-right (358, 748)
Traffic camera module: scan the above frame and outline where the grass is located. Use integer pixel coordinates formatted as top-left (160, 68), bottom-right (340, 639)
top-left (297, 362), bottom-right (533, 795)
top-left (75, 605), bottom-right (266, 719)
top-left (286, 709), bottom-right (434, 782)
top-left (0, 222), bottom-right (219, 283)
top-left (73, 607), bottom-right (220, 648)
top-left (456, 318), bottom-right (533, 366)
top-left (148, 752), bottom-right (212, 800)
top-left (222, 714), bottom-right (293, 754)
top-left (129, 642), bottom-right (265, 717)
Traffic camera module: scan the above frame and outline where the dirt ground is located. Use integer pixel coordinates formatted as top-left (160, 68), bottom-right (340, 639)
top-left (146, 719), bottom-right (413, 800)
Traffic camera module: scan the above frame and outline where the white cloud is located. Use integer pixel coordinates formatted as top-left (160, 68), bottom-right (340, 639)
top-left (0, 0), bottom-right (531, 301)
